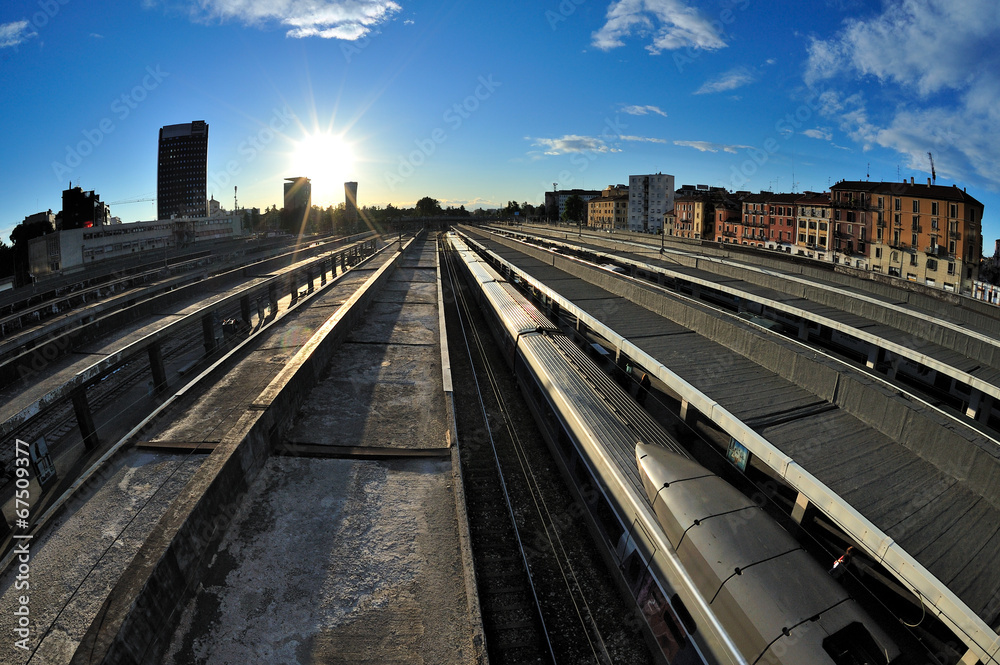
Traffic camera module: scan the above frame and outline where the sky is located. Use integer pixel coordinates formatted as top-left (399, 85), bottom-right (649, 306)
top-left (1, 0), bottom-right (998, 251)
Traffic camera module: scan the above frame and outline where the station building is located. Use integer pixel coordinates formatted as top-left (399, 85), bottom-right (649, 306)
top-left (27, 214), bottom-right (246, 279)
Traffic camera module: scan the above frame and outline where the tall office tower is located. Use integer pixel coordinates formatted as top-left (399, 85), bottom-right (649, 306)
top-left (158, 121), bottom-right (209, 220)
top-left (345, 181), bottom-right (359, 226)
top-left (283, 177), bottom-right (312, 231)
top-left (628, 173), bottom-right (675, 233)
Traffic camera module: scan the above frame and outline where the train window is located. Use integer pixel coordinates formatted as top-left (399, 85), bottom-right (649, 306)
top-left (623, 551), bottom-right (644, 584)
top-left (669, 594), bottom-right (698, 636)
top-left (662, 607), bottom-right (687, 649)
top-left (822, 622), bottom-right (887, 665)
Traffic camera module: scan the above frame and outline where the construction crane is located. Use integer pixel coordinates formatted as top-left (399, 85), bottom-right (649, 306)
top-left (108, 195), bottom-right (156, 206)
top-left (928, 152), bottom-right (936, 184)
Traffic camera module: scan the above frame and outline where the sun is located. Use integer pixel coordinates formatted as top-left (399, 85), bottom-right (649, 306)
top-left (289, 131), bottom-right (356, 205)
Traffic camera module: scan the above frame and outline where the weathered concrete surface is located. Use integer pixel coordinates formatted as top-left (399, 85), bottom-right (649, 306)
top-left (287, 342), bottom-right (446, 450)
top-left (157, 236), bottom-right (480, 664)
top-left (65, 243), bottom-right (405, 665)
top-left (0, 452), bottom-right (204, 665)
top-left (161, 456), bottom-right (477, 664)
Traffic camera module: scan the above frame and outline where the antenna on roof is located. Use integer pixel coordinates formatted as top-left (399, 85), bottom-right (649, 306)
top-left (928, 152), bottom-right (936, 184)
top-left (866, 162), bottom-right (870, 180)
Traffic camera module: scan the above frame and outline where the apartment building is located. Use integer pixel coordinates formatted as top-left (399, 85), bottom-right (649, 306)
top-left (588, 185), bottom-right (629, 230)
top-left (794, 192), bottom-right (833, 261)
top-left (628, 173), bottom-right (675, 233)
top-left (832, 179), bottom-right (983, 290)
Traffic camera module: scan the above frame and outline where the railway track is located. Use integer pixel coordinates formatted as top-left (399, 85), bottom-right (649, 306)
top-left (442, 241), bottom-right (653, 664)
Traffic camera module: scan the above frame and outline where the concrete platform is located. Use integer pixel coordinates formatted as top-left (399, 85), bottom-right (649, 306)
top-left (161, 455), bottom-right (476, 664)
top-left (0, 451), bottom-right (204, 665)
top-left (0, 244), bottom-right (407, 664)
top-left (158, 236), bottom-right (481, 664)
top-left (147, 266), bottom-right (381, 448)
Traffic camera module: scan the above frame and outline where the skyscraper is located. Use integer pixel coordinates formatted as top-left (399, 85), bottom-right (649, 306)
top-left (345, 181), bottom-right (358, 226)
top-left (158, 121), bottom-right (208, 220)
top-left (283, 177), bottom-right (311, 232)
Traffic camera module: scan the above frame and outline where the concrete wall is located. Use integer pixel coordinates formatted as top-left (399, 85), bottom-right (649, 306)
top-left (514, 225), bottom-right (1000, 372)
top-left (69, 239), bottom-right (412, 665)
top-left (2, 239), bottom-right (374, 389)
top-left (523, 224), bottom-right (1000, 329)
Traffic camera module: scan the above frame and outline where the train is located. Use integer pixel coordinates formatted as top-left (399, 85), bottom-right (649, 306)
top-left (447, 231), bottom-right (899, 665)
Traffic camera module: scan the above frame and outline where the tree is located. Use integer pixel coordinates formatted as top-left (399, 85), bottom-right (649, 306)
top-left (562, 195), bottom-right (586, 223)
top-left (415, 196), bottom-right (442, 217)
top-left (981, 250), bottom-right (1000, 286)
top-left (545, 200), bottom-right (559, 221)
top-left (0, 241), bottom-right (14, 279)
top-left (9, 217), bottom-right (55, 286)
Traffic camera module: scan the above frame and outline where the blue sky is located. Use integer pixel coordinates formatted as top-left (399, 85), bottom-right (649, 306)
top-left (1, 0), bottom-right (998, 252)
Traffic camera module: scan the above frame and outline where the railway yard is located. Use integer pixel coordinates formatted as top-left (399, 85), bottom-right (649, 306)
top-left (1, 225), bottom-right (1000, 664)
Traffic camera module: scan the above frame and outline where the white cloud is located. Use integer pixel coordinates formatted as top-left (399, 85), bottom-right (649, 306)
top-left (147, 0), bottom-right (400, 40)
top-left (673, 140), bottom-right (753, 154)
top-left (0, 21), bottom-right (36, 48)
top-left (621, 104), bottom-right (667, 117)
top-left (804, 0), bottom-right (1000, 187)
top-left (802, 128), bottom-right (833, 141)
top-left (694, 66), bottom-right (755, 94)
top-left (592, 0), bottom-right (727, 54)
top-left (526, 133), bottom-right (666, 156)
top-left (90, 33), bottom-right (105, 39)
top-left (620, 135), bottom-right (668, 144)
top-left (529, 135), bottom-right (618, 156)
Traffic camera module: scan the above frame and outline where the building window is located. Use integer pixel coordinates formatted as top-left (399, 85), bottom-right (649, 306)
top-left (910, 253), bottom-right (918, 266)
top-left (931, 202), bottom-right (939, 215)
top-left (894, 198), bottom-right (901, 211)
top-left (912, 200), bottom-right (920, 213)
top-left (927, 258), bottom-right (938, 271)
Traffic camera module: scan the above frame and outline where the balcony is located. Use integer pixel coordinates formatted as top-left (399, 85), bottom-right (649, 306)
top-left (949, 230), bottom-right (962, 240)
top-left (831, 198), bottom-right (874, 211)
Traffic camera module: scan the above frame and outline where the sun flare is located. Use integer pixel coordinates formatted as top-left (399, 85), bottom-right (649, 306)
top-left (289, 131), bottom-right (356, 205)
